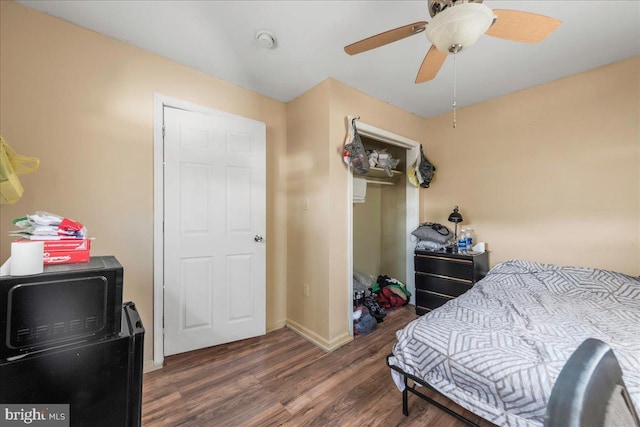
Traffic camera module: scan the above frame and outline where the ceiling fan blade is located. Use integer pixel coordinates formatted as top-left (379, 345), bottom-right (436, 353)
top-left (344, 21), bottom-right (428, 55)
top-left (415, 45), bottom-right (447, 84)
top-left (485, 9), bottom-right (562, 43)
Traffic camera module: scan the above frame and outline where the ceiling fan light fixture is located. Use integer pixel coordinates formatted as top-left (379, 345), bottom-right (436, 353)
top-left (425, 3), bottom-right (495, 54)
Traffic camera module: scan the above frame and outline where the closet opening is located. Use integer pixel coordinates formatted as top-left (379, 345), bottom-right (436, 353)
top-left (346, 118), bottom-right (420, 337)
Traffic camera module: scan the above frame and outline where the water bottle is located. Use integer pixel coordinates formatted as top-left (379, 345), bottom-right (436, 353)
top-left (466, 228), bottom-right (473, 251)
top-left (458, 228), bottom-right (467, 254)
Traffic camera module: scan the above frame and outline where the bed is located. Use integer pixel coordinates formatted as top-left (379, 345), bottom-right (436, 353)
top-left (387, 259), bottom-right (640, 427)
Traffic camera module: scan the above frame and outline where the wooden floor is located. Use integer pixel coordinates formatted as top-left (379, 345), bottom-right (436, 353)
top-left (142, 305), bottom-right (496, 426)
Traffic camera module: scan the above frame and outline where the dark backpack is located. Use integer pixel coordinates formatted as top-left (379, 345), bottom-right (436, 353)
top-left (417, 145), bottom-right (436, 188)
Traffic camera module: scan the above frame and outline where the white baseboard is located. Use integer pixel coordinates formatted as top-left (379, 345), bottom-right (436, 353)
top-left (143, 359), bottom-right (163, 373)
top-left (142, 319), bottom-right (324, 372)
top-left (266, 318), bottom-right (286, 333)
top-left (285, 318), bottom-right (353, 352)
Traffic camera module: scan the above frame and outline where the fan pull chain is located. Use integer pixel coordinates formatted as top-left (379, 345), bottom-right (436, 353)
top-left (452, 52), bottom-right (457, 129)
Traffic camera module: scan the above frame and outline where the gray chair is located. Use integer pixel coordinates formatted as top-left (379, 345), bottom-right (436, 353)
top-left (545, 338), bottom-right (640, 427)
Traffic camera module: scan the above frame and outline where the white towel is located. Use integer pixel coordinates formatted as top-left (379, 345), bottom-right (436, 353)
top-left (353, 177), bottom-right (367, 203)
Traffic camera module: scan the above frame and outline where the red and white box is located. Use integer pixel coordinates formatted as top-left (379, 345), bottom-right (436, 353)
top-left (13, 238), bottom-right (92, 265)
top-left (43, 239), bottom-right (92, 265)
top-left (43, 239), bottom-right (91, 252)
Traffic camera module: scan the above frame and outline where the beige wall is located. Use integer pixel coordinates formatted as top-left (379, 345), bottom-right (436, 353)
top-left (285, 81), bottom-right (332, 345)
top-left (380, 178), bottom-right (407, 283)
top-left (353, 180), bottom-right (406, 286)
top-left (326, 79), bottom-right (425, 344)
top-left (353, 184), bottom-right (382, 278)
top-left (2, 1), bottom-right (638, 362)
top-left (285, 79), bottom-right (425, 348)
top-left (421, 57), bottom-right (640, 276)
top-left (293, 59), bottom-right (639, 348)
top-left (0, 1), bottom-right (289, 364)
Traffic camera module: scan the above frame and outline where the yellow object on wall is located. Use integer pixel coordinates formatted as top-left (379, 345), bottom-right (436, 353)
top-left (0, 136), bottom-right (40, 205)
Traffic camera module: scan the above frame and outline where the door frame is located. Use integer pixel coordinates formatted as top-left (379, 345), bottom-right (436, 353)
top-left (346, 117), bottom-right (420, 335)
top-left (153, 94), bottom-right (262, 367)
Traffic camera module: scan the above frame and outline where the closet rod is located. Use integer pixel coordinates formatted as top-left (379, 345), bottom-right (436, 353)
top-left (365, 179), bottom-right (394, 186)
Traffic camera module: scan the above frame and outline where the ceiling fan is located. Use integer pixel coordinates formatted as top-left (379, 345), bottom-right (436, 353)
top-left (344, 0), bottom-right (562, 83)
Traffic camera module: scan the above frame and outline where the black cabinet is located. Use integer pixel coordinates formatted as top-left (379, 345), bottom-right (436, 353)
top-left (0, 302), bottom-right (144, 427)
top-left (414, 250), bottom-right (489, 315)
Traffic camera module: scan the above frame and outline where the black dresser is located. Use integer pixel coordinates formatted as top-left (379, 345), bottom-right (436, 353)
top-left (414, 250), bottom-right (489, 315)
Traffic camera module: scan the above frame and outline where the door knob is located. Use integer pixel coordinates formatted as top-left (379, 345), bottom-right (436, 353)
top-left (254, 235), bottom-right (263, 242)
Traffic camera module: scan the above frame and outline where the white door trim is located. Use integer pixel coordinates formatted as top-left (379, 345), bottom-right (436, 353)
top-left (346, 117), bottom-right (420, 336)
top-left (153, 93), bottom-right (261, 367)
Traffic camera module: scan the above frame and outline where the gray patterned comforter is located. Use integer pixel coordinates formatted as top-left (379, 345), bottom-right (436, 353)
top-left (390, 259), bottom-right (640, 426)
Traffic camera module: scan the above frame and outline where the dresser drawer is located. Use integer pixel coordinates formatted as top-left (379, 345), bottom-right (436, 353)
top-left (416, 289), bottom-right (453, 311)
top-left (415, 272), bottom-right (472, 297)
top-left (414, 254), bottom-right (473, 281)
top-left (416, 306), bottom-right (431, 316)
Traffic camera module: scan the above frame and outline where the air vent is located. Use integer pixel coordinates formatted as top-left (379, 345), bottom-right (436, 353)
top-left (16, 328), bottom-right (32, 343)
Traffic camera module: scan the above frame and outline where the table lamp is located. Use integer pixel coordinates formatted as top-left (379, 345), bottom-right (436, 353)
top-left (448, 206), bottom-right (463, 249)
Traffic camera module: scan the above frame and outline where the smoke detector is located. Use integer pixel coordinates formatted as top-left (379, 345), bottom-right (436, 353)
top-left (256, 30), bottom-right (277, 49)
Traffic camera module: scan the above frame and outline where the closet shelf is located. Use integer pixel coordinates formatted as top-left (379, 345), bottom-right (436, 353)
top-left (366, 167), bottom-right (402, 179)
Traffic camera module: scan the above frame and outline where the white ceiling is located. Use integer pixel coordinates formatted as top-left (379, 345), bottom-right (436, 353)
top-left (18, 0), bottom-right (640, 118)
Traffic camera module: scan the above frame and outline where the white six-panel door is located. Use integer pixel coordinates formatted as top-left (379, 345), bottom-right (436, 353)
top-left (163, 106), bottom-right (266, 356)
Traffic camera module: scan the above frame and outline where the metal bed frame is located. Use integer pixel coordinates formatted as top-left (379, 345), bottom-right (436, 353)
top-left (386, 353), bottom-right (481, 427)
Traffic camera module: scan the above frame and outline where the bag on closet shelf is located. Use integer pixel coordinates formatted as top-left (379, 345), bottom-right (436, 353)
top-left (343, 118), bottom-right (369, 175)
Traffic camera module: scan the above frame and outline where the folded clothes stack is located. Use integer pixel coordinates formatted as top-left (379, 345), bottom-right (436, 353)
top-left (10, 211), bottom-right (92, 264)
top-left (411, 222), bottom-right (454, 252)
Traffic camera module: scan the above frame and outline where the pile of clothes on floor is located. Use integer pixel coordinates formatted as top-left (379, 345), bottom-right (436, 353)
top-left (352, 271), bottom-right (411, 335)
